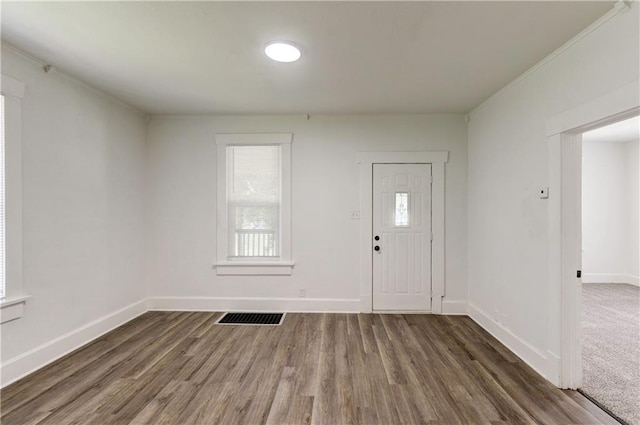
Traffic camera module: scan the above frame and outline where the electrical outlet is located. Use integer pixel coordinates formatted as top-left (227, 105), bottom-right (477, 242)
top-left (299, 289), bottom-right (306, 298)
top-left (350, 210), bottom-right (360, 220)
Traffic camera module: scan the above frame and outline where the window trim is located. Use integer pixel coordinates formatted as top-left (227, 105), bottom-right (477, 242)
top-left (214, 133), bottom-right (293, 275)
top-left (1, 74), bottom-right (29, 323)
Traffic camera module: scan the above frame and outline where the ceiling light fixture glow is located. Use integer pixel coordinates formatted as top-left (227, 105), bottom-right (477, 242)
top-left (265, 41), bottom-right (301, 63)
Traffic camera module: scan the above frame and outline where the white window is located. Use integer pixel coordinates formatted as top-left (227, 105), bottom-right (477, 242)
top-left (228, 145), bottom-right (280, 258)
top-left (215, 133), bottom-right (293, 275)
top-left (1, 75), bottom-right (28, 324)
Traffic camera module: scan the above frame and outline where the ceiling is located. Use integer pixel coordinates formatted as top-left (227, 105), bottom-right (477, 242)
top-left (1, 1), bottom-right (614, 115)
top-left (583, 116), bottom-right (640, 144)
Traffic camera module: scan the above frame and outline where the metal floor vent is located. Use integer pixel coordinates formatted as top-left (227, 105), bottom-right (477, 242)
top-left (216, 312), bottom-right (285, 326)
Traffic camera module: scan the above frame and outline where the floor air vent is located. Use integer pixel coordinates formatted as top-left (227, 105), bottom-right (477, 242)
top-left (216, 312), bottom-right (285, 326)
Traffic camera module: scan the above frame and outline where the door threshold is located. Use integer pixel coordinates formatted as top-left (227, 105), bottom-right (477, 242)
top-left (372, 310), bottom-right (432, 314)
top-left (576, 389), bottom-right (628, 425)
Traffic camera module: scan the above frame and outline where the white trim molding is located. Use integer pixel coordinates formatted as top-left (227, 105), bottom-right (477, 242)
top-left (356, 151), bottom-right (449, 314)
top-left (0, 299), bottom-right (149, 388)
top-left (356, 151), bottom-right (448, 165)
top-left (2, 44), bottom-right (143, 115)
top-left (472, 2), bottom-right (633, 117)
top-left (546, 350), bottom-right (562, 386)
top-left (214, 262), bottom-right (295, 276)
top-left (468, 303), bottom-right (553, 382)
top-left (0, 295), bottom-right (31, 324)
top-left (559, 133), bottom-right (583, 390)
top-left (149, 296), bottom-right (360, 313)
top-left (546, 81), bottom-right (639, 137)
top-left (442, 299), bottom-right (468, 315)
top-left (582, 273), bottom-right (639, 286)
top-left (546, 80), bottom-right (639, 389)
top-left (1, 75), bottom-right (25, 99)
top-left (1, 74), bottom-right (26, 309)
top-left (215, 133), bottom-right (293, 275)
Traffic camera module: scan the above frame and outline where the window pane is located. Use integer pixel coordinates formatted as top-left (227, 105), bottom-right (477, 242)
top-left (233, 205), bottom-right (279, 256)
top-left (227, 145), bottom-right (281, 257)
top-left (395, 192), bottom-right (409, 227)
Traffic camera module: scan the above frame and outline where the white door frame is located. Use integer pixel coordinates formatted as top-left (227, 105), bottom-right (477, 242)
top-left (546, 80), bottom-right (639, 388)
top-left (356, 151), bottom-right (448, 313)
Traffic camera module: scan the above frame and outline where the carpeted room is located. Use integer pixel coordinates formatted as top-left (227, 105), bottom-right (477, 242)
top-left (581, 124), bottom-right (640, 425)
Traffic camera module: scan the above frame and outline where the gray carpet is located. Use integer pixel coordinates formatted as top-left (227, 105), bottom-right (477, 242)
top-left (582, 283), bottom-right (640, 425)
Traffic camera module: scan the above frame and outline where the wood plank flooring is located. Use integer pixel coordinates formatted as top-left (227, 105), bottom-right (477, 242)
top-left (1, 312), bottom-right (618, 425)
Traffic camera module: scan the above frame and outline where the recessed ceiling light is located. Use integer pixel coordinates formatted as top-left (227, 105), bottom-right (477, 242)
top-left (265, 41), bottom-right (301, 63)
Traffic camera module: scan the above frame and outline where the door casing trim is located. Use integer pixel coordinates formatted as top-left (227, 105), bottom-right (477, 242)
top-left (356, 151), bottom-right (449, 313)
top-left (546, 79), bottom-right (639, 388)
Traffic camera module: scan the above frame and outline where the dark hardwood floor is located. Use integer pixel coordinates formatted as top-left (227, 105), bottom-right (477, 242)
top-left (1, 312), bottom-right (617, 424)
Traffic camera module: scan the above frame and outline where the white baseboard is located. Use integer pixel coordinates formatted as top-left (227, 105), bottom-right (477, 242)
top-left (442, 299), bottom-right (468, 315)
top-left (359, 295), bottom-right (373, 314)
top-left (582, 273), bottom-right (639, 286)
top-left (0, 298), bottom-right (149, 388)
top-left (546, 350), bottom-right (562, 387)
top-left (148, 296), bottom-right (361, 313)
top-left (468, 303), bottom-right (551, 381)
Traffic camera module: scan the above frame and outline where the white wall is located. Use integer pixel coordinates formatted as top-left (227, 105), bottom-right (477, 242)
top-left (582, 140), bottom-right (640, 285)
top-left (1, 1), bottom-right (635, 391)
top-left (0, 47), bottom-right (148, 384)
top-left (626, 140), bottom-right (640, 280)
top-left (146, 114), bottom-right (467, 311)
top-left (467, 4), bottom-right (639, 381)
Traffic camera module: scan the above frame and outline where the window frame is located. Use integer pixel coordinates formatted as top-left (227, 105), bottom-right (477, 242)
top-left (1, 74), bottom-right (29, 324)
top-left (215, 133), bottom-right (293, 275)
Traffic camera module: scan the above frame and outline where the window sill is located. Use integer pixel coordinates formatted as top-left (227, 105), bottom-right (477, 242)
top-left (1, 295), bottom-right (31, 324)
top-left (214, 261), bottom-right (294, 276)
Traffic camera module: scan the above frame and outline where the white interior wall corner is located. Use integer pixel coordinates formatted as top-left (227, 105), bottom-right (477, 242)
top-left (0, 47), bottom-right (149, 373)
top-left (467, 4), bottom-right (639, 378)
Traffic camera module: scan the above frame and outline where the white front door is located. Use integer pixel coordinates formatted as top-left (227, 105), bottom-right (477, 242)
top-left (372, 164), bottom-right (432, 311)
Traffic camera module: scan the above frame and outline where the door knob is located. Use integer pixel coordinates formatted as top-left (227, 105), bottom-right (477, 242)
top-left (374, 246), bottom-right (380, 251)
top-left (374, 236), bottom-right (380, 241)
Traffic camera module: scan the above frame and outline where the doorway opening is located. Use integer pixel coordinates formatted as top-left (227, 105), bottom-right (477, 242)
top-left (579, 115), bottom-right (639, 424)
top-left (547, 81), bottom-right (638, 397)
